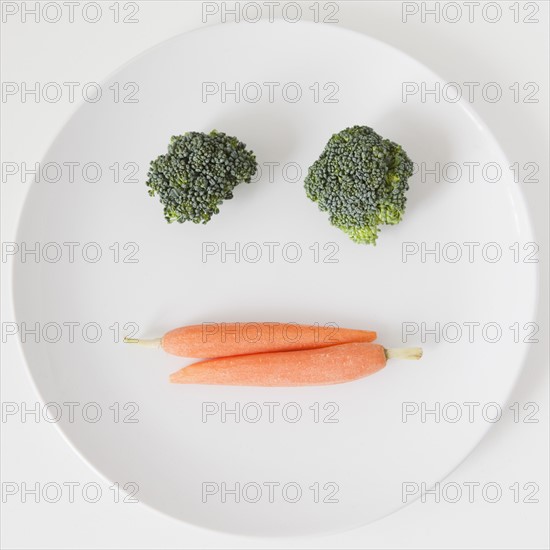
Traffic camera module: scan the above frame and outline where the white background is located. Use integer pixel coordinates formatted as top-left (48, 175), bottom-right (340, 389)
top-left (1, 1), bottom-right (548, 548)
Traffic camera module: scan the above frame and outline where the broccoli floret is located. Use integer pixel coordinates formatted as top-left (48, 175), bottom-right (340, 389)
top-left (304, 125), bottom-right (414, 245)
top-left (146, 130), bottom-right (257, 224)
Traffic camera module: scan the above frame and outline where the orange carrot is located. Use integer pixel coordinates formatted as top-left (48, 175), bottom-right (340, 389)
top-left (169, 342), bottom-right (422, 386)
top-left (125, 323), bottom-right (376, 358)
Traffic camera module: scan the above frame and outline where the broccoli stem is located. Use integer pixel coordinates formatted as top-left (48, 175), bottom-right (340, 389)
top-left (384, 347), bottom-right (423, 360)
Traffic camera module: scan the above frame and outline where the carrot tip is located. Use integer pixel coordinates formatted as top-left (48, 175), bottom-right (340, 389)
top-left (169, 370), bottom-right (187, 384)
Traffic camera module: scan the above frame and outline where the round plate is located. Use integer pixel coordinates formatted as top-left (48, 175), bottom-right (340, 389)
top-left (14, 21), bottom-right (536, 535)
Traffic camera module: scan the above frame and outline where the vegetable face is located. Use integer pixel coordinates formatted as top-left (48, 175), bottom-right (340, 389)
top-left (146, 130), bottom-right (257, 224)
top-left (304, 125), bottom-right (414, 245)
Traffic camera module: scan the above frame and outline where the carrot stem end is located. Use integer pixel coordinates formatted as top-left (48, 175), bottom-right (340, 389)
top-left (123, 337), bottom-right (162, 349)
top-left (384, 347), bottom-right (423, 361)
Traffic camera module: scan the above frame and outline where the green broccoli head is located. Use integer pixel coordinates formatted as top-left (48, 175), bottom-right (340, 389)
top-left (146, 130), bottom-right (257, 224)
top-left (304, 125), bottom-right (414, 245)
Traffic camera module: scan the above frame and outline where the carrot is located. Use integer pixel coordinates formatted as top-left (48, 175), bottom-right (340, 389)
top-left (169, 342), bottom-right (422, 386)
top-left (124, 323), bottom-right (376, 358)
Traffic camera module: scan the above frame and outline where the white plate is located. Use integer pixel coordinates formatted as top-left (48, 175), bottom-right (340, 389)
top-left (14, 21), bottom-right (537, 536)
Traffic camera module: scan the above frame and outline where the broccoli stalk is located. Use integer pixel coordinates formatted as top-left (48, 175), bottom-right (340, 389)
top-left (304, 125), bottom-right (414, 245)
top-left (146, 130), bottom-right (257, 224)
